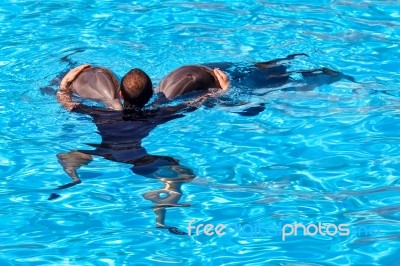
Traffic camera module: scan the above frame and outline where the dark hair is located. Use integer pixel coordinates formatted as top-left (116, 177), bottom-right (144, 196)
top-left (120, 68), bottom-right (153, 108)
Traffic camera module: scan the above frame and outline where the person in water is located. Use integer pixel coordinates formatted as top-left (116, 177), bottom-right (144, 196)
top-left (56, 64), bottom-right (202, 184)
top-left (55, 63), bottom-right (230, 234)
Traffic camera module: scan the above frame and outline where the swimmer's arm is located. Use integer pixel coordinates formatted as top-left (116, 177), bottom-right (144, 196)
top-left (168, 92), bottom-right (219, 113)
top-left (184, 92), bottom-right (215, 107)
top-left (157, 77), bottom-right (228, 115)
top-left (57, 64), bottom-right (91, 111)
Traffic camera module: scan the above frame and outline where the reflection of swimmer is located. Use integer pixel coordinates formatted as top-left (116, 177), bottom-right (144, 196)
top-left (142, 167), bottom-right (195, 235)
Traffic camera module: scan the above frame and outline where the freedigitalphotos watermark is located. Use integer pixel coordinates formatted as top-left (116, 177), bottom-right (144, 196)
top-left (188, 220), bottom-right (380, 241)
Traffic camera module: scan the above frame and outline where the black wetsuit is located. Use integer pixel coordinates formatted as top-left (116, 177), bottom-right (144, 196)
top-left (72, 104), bottom-right (194, 177)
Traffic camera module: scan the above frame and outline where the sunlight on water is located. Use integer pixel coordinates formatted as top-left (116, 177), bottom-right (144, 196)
top-left (0, 0), bottom-right (399, 265)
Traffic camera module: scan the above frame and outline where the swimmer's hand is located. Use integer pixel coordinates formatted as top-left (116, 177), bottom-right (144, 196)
top-left (63, 64), bottom-right (91, 84)
top-left (213, 68), bottom-right (230, 91)
top-left (184, 93), bottom-right (212, 108)
top-left (58, 64), bottom-right (91, 111)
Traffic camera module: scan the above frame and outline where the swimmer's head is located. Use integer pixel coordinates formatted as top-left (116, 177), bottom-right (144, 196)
top-left (120, 68), bottom-right (153, 108)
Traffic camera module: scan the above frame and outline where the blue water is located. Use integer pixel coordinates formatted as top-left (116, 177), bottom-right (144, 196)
top-left (1, 0), bottom-right (400, 265)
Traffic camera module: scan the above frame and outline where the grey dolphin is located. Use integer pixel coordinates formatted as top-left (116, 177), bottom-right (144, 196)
top-left (158, 65), bottom-right (221, 99)
top-left (71, 67), bottom-right (122, 110)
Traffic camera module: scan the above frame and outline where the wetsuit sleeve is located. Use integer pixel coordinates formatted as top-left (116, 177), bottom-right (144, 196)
top-left (157, 103), bottom-right (197, 117)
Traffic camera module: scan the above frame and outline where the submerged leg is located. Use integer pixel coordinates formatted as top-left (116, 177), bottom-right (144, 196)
top-left (55, 151), bottom-right (93, 190)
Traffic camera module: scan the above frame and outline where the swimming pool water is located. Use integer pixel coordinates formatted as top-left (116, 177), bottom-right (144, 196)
top-left (1, 0), bottom-right (399, 265)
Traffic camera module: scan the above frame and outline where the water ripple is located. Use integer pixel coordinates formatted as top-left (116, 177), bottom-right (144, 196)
top-left (1, 0), bottom-right (400, 264)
